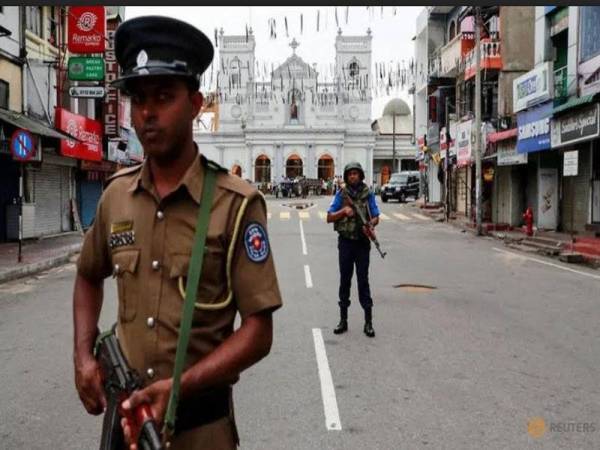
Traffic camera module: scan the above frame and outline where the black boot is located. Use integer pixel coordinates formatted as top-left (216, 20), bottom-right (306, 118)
top-left (334, 307), bottom-right (348, 334)
top-left (363, 308), bottom-right (375, 338)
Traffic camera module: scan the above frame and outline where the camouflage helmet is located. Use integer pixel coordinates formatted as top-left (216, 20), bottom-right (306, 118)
top-left (343, 161), bottom-right (365, 183)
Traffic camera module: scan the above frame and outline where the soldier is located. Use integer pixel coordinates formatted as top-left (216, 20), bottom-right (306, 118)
top-left (326, 162), bottom-right (380, 337)
top-left (72, 16), bottom-right (282, 449)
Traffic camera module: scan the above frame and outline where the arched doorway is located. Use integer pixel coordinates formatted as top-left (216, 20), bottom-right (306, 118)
top-left (381, 165), bottom-right (391, 185)
top-left (285, 154), bottom-right (303, 178)
top-left (317, 154), bottom-right (334, 180)
top-left (254, 155), bottom-right (271, 182)
top-left (231, 165), bottom-right (242, 177)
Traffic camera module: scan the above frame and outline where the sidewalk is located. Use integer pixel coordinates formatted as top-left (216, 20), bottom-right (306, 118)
top-left (0, 232), bottom-right (83, 283)
top-left (410, 202), bottom-right (600, 268)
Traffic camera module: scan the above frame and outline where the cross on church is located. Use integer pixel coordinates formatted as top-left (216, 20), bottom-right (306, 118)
top-left (289, 38), bottom-right (299, 54)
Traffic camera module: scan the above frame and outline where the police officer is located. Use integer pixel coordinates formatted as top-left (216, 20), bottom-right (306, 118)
top-left (327, 162), bottom-right (380, 337)
top-left (72, 16), bottom-right (282, 449)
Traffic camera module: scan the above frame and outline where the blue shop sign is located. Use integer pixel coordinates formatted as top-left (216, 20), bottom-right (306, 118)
top-left (517, 101), bottom-right (552, 154)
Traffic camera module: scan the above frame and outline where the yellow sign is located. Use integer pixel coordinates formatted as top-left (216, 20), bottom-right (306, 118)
top-left (527, 417), bottom-right (546, 438)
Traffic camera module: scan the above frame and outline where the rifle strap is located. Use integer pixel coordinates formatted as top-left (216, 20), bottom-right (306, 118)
top-left (163, 165), bottom-right (217, 438)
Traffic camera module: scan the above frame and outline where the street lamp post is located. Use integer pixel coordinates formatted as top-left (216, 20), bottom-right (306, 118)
top-left (474, 6), bottom-right (483, 235)
top-left (392, 112), bottom-right (397, 173)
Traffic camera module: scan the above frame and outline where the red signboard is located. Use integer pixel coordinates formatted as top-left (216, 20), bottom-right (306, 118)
top-left (104, 18), bottom-right (120, 137)
top-left (55, 108), bottom-right (103, 161)
top-left (68, 6), bottom-right (106, 53)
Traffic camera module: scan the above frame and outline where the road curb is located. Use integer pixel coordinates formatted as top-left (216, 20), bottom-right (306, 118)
top-left (0, 243), bottom-right (81, 284)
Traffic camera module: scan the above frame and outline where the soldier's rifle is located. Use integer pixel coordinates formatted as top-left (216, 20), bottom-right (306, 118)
top-left (342, 190), bottom-right (387, 259)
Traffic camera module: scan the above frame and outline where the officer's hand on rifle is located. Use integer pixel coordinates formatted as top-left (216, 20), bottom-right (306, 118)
top-left (74, 357), bottom-right (107, 415)
top-left (369, 216), bottom-right (379, 227)
top-left (121, 378), bottom-right (172, 449)
top-left (343, 206), bottom-right (354, 217)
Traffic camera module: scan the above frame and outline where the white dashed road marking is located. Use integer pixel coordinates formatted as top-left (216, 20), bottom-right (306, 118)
top-left (280, 211), bottom-right (290, 220)
top-left (312, 328), bottom-right (342, 431)
top-left (304, 264), bottom-right (313, 288)
top-left (393, 213), bottom-right (410, 221)
top-left (412, 213), bottom-right (430, 221)
top-left (299, 220), bottom-right (308, 255)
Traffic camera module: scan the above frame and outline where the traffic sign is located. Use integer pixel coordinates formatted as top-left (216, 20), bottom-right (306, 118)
top-left (68, 57), bottom-right (105, 81)
top-left (10, 129), bottom-right (35, 162)
top-left (69, 86), bottom-right (106, 98)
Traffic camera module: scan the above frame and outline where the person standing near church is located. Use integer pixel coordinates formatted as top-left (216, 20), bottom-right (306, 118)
top-left (326, 162), bottom-right (379, 337)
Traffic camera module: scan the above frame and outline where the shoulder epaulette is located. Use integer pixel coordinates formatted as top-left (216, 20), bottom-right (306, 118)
top-left (104, 164), bottom-right (142, 187)
top-left (201, 154), bottom-right (228, 173)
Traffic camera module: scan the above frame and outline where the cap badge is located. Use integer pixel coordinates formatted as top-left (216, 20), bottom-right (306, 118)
top-left (136, 50), bottom-right (148, 68)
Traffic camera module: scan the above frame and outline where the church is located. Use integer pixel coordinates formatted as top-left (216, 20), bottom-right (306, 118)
top-left (195, 27), bottom-right (414, 186)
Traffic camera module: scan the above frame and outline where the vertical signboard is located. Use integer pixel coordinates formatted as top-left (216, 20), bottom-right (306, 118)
top-left (68, 6), bottom-right (106, 54)
top-left (104, 18), bottom-right (119, 138)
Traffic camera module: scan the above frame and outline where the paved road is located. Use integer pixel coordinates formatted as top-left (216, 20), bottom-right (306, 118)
top-left (1, 195), bottom-right (599, 449)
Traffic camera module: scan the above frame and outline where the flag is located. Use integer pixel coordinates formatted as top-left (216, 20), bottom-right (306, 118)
top-left (335, 7), bottom-right (339, 28)
top-left (345, 6), bottom-right (349, 24)
top-left (300, 13), bottom-right (303, 34)
top-left (285, 17), bottom-right (289, 37)
top-left (317, 10), bottom-right (320, 31)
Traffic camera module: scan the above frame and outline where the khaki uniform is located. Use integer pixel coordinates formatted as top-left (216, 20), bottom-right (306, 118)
top-left (77, 153), bottom-right (282, 449)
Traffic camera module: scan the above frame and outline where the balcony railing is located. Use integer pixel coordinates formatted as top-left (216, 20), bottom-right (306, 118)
top-left (553, 66), bottom-right (568, 100)
top-left (440, 34), bottom-right (462, 77)
top-left (463, 39), bottom-right (502, 80)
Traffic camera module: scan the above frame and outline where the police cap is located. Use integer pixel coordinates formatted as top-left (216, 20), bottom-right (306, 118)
top-left (113, 15), bottom-right (214, 92)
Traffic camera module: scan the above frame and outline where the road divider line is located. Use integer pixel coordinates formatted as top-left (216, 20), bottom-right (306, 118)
top-left (394, 213), bottom-right (410, 221)
top-left (299, 220), bottom-right (308, 255)
top-left (312, 328), bottom-right (342, 431)
top-left (304, 264), bottom-right (313, 288)
top-left (492, 247), bottom-right (600, 280)
top-left (280, 211), bottom-right (290, 220)
top-left (412, 213), bottom-right (430, 221)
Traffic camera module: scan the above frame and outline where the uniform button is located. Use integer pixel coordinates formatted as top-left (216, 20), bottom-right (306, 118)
top-left (146, 368), bottom-right (155, 379)
top-left (156, 210), bottom-right (164, 220)
top-left (147, 317), bottom-right (155, 328)
top-left (152, 260), bottom-right (160, 270)
top-left (112, 264), bottom-right (120, 276)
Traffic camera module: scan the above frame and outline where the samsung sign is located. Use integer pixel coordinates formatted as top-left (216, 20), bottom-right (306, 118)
top-left (513, 62), bottom-right (553, 113)
top-left (517, 101), bottom-right (552, 153)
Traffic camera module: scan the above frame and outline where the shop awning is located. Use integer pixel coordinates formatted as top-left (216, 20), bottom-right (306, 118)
top-left (0, 107), bottom-right (77, 140)
top-left (552, 94), bottom-right (595, 115)
top-left (487, 128), bottom-right (517, 143)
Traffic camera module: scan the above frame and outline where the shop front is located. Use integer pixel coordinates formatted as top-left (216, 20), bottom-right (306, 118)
top-left (517, 101), bottom-right (555, 229)
top-left (551, 102), bottom-right (600, 233)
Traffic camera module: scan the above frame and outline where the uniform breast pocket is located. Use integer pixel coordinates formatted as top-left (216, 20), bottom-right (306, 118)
top-left (112, 249), bottom-right (141, 322)
top-left (169, 246), bottom-right (228, 308)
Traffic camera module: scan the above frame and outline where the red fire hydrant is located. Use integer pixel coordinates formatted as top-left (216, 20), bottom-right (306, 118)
top-left (523, 207), bottom-right (534, 237)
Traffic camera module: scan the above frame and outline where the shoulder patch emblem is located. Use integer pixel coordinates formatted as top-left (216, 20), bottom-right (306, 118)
top-left (243, 222), bottom-right (270, 263)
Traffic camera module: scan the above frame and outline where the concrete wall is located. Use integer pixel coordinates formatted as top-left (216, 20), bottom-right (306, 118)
top-left (0, 7), bottom-right (21, 58)
top-left (0, 60), bottom-right (22, 112)
top-left (498, 7), bottom-right (535, 117)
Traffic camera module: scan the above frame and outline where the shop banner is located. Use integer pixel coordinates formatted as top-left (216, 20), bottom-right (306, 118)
top-left (551, 103), bottom-right (600, 148)
top-left (497, 141), bottom-right (528, 166)
top-left (55, 108), bottom-right (102, 161)
top-left (517, 101), bottom-right (552, 153)
top-left (513, 62), bottom-right (552, 113)
top-left (456, 120), bottom-right (472, 167)
top-left (67, 6), bottom-right (106, 54)
top-left (104, 18), bottom-right (120, 137)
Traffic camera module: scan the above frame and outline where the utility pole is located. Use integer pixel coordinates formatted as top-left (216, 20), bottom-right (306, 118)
top-left (444, 100), bottom-right (450, 221)
top-left (474, 6), bottom-right (483, 235)
top-left (392, 112), bottom-right (397, 173)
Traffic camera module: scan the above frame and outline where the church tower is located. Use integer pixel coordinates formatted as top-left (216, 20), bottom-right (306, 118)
top-left (217, 28), bottom-right (256, 131)
top-left (334, 28), bottom-right (372, 127)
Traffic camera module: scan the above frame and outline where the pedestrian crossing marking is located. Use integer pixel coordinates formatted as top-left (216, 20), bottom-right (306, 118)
top-left (267, 212), bottom-right (272, 220)
top-left (318, 211), bottom-right (327, 220)
top-left (412, 213), bottom-right (430, 221)
top-left (394, 213), bottom-right (410, 221)
top-left (280, 212), bottom-right (290, 220)
top-left (299, 211), bottom-right (310, 220)
top-left (379, 213), bottom-right (390, 220)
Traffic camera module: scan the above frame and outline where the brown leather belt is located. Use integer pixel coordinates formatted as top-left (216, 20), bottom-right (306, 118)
top-left (174, 386), bottom-right (231, 435)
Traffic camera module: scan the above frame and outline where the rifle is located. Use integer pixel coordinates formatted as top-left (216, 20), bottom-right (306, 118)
top-left (342, 190), bottom-right (387, 259)
top-left (95, 329), bottom-right (164, 450)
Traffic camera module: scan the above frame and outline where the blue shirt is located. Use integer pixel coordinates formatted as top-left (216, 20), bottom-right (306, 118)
top-left (328, 188), bottom-right (380, 217)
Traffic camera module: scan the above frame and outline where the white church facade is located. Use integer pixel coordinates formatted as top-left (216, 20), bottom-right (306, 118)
top-left (195, 28), bottom-right (415, 186)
